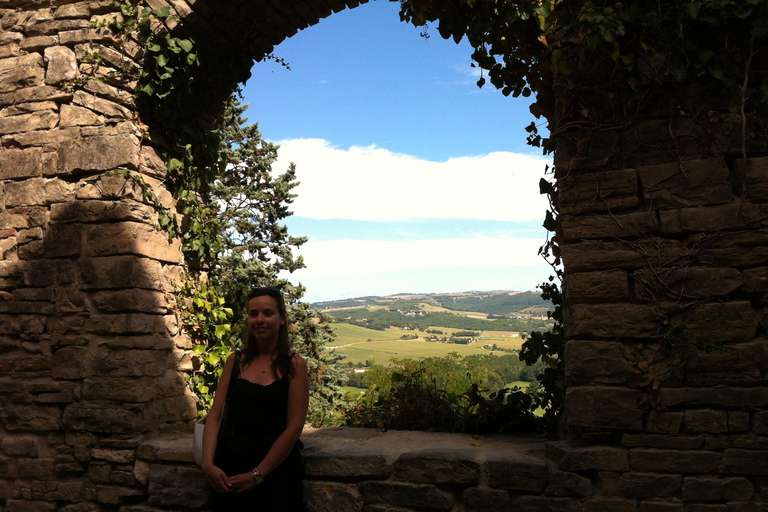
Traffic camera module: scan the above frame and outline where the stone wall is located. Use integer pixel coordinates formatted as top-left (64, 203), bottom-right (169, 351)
top-left (3, 0), bottom-right (768, 511)
top-left (0, 1), bottom-right (199, 510)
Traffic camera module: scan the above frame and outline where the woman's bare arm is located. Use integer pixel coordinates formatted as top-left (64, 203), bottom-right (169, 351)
top-left (201, 352), bottom-right (237, 493)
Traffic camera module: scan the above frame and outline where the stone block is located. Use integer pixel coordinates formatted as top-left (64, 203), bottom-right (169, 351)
top-left (565, 386), bottom-right (644, 430)
top-left (638, 500), bottom-right (683, 512)
top-left (622, 434), bottom-right (703, 450)
top-left (98, 334), bottom-right (176, 350)
top-left (558, 167), bottom-right (638, 216)
top-left (621, 118), bottom-right (708, 167)
top-left (51, 346), bottom-right (90, 379)
top-left (565, 340), bottom-right (632, 385)
top-left (682, 410), bottom-right (728, 434)
top-left (359, 481), bottom-right (453, 510)
top-left (84, 313), bottom-right (173, 335)
top-left (62, 403), bottom-right (141, 434)
top-left (92, 289), bottom-right (168, 314)
top-left (85, 222), bottom-right (181, 263)
top-left (81, 378), bottom-right (158, 402)
top-left (638, 158), bottom-right (733, 209)
top-left (561, 239), bottom-right (690, 273)
top-left (0, 110), bottom-right (59, 135)
top-left (684, 342), bottom-right (763, 387)
top-left (147, 464), bottom-right (208, 508)
top-left (546, 470), bottom-right (592, 497)
top-left (153, 395), bottom-right (197, 423)
top-left (1, 207), bottom-right (49, 229)
top-left (0, 456), bottom-right (17, 478)
top-left (394, 449), bottom-right (480, 484)
top-left (83, 80), bottom-right (135, 109)
top-left (43, 45), bottom-right (78, 84)
top-left (510, 495), bottom-right (582, 512)
top-left (304, 447), bottom-right (391, 479)
top-left (73, 90), bottom-right (132, 119)
top-left (139, 145), bottom-right (168, 179)
top-left (3, 500), bottom-right (57, 512)
top-left (18, 458), bottom-right (55, 479)
top-left (60, 104), bottom-right (102, 127)
top-left (91, 449), bottom-right (135, 464)
top-left (554, 128), bottom-right (621, 172)
top-left (137, 435), bottom-right (194, 464)
top-left (728, 411), bottom-right (750, 433)
top-left (18, 238), bottom-right (44, 259)
top-left (91, 347), bottom-right (169, 377)
top-left (30, 480), bottom-right (85, 502)
top-left (669, 302), bottom-right (757, 344)
top-left (88, 461), bottom-right (112, 484)
top-left (583, 497), bottom-right (637, 512)
top-left (2, 435), bottom-right (39, 456)
top-left (0, 314), bottom-right (45, 335)
top-left (0, 54), bottom-right (44, 93)
top-left (660, 203), bottom-right (763, 235)
top-left (43, 222), bottom-right (82, 258)
top-left (50, 200), bottom-right (155, 224)
top-left (463, 487), bottom-right (510, 512)
top-left (0, 147), bottom-right (42, 179)
top-left (561, 211), bottom-right (659, 241)
top-left (95, 485), bottom-right (146, 505)
top-left (58, 134), bottom-right (139, 174)
top-left (743, 267), bottom-right (768, 293)
top-left (697, 232), bottom-right (768, 268)
top-left (754, 411), bottom-right (768, 435)
top-left (486, 451), bottom-right (549, 493)
top-left (721, 449), bottom-right (768, 475)
top-left (683, 505), bottom-right (727, 512)
top-left (563, 271), bottom-right (629, 303)
top-left (80, 256), bottom-right (164, 290)
top-left (0, 404), bottom-right (61, 431)
top-left (547, 441), bottom-right (629, 472)
top-left (682, 476), bottom-right (754, 501)
top-left (618, 472), bottom-right (681, 498)
top-left (629, 449), bottom-right (721, 473)
top-left (735, 157), bottom-right (768, 203)
top-left (565, 303), bottom-right (659, 339)
top-left (5, 178), bottom-right (74, 207)
top-left (632, 267), bottom-right (742, 302)
top-left (303, 481), bottom-right (363, 512)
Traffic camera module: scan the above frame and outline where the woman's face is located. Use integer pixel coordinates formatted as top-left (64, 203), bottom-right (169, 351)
top-left (246, 295), bottom-right (285, 343)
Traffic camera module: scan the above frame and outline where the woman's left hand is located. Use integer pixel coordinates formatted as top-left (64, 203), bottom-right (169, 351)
top-left (229, 472), bottom-right (260, 493)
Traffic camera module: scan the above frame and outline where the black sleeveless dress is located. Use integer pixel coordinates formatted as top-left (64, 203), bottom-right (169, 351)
top-left (212, 373), bottom-right (304, 511)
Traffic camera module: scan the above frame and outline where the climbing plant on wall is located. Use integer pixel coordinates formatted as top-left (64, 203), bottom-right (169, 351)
top-left (396, 0), bottom-right (768, 430)
top-left (93, 2), bottom-right (346, 425)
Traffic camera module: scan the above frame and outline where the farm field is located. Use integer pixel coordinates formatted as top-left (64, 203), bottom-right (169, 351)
top-left (329, 323), bottom-right (520, 365)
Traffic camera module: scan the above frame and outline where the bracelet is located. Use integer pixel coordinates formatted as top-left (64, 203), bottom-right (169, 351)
top-left (251, 467), bottom-right (264, 485)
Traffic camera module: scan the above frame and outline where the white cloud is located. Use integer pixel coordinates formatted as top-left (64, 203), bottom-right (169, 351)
top-left (293, 235), bottom-right (544, 278)
top-left (273, 138), bottom-right (551, 222)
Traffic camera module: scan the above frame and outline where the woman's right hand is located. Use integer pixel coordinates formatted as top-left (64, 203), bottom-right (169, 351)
top-left (203, 463), bottom-right (233, 493)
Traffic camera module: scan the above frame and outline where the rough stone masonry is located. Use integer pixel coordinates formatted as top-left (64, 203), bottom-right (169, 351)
top-left (2, 0), bottom-right (768, 511)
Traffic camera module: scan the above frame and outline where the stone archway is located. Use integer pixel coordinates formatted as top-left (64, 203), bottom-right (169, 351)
top-left (2, 1), bottom-right (768, 510)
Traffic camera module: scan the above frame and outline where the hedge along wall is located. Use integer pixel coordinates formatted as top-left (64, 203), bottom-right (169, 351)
top-left (2, 0), bottom-right (768, 511)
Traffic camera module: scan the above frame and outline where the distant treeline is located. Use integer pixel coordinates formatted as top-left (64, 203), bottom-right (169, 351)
top-left (432, 291), bottom-right (551, 315)
top-left (328, 308), bottom-right (551, 332)
top-left (345, 353), bottom-right (546, 391)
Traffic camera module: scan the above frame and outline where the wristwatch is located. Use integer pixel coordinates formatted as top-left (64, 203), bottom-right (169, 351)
top-left (251, 467), bottom-right (264, 485)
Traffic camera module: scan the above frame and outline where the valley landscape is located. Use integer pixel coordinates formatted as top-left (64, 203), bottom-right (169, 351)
top-left (312, 290), bottom-right (553, 396)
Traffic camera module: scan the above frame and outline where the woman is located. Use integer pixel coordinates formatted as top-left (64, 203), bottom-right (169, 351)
top-left (202, 287), bottom-right (309, 511)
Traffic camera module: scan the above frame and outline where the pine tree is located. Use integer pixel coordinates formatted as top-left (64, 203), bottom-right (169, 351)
top-left (186, 89), bottom-right (346, 425)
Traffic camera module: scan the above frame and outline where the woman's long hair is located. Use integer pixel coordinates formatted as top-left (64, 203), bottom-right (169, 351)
top-left (241, 287), bottom-right (295, 380)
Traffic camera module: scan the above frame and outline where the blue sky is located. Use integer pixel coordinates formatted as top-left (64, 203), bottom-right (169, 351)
top-left (242, 0), bottom-right (553, 302)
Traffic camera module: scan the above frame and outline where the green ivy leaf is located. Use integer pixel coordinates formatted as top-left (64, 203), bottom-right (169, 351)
top-left (178, 39), bottom-right (194, 53)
